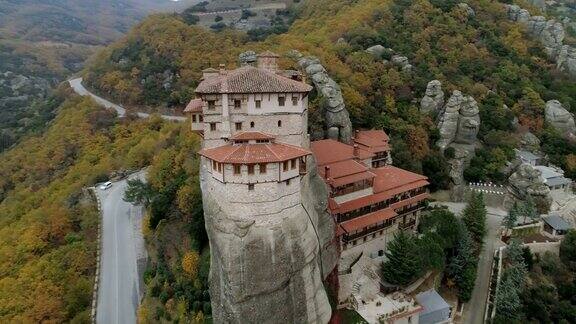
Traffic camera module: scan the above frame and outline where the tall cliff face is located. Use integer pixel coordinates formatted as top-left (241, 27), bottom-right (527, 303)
top-left (201, 158), bottom-right (337, 323)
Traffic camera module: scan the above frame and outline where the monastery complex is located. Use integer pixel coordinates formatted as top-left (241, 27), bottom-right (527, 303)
top-left (186, 51), bottom-right (431, 323)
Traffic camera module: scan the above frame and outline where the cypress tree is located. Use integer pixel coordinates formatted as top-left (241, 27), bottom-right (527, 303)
top-left (382, 231), bottom-right (422, 286)
top-left (462, 192), bottom-right (487, 246)
top-left (448, 224), bottom-right (478, 302)
top-left (521, 195), bottom-right (539, 223)
top-left (502, 202), bottom-right (519, 233)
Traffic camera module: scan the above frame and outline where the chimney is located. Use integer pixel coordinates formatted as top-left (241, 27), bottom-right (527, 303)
top-left (219, 63), bottom-right (226, 75)
top-left (257, 51), bottom-right (279, 72)
top-left (324, 166), bottom-right (331, 180)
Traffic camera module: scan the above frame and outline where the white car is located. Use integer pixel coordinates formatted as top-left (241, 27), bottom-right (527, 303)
top-left (99, 181), bottom-right (112, 190)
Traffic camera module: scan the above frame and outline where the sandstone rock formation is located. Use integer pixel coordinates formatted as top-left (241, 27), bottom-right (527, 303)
top-left (545, 99), bottom-right (576, 136)
top-left (505, 4), bottom-right (576, 77)
top-left (292, 52), bottom-right (353, 143)
top-left (520, 131), bottom-right (541, 151)
top-left (201, 157), bottom-right (337, 323)
top-left (437, 90), bottom-right (481, 184)
top-left (391, 55), bottom-right (412, 72)
top-left (508, 163), bottom-right (552, 210)
top-left (420, 80), bottom-right (444, 114)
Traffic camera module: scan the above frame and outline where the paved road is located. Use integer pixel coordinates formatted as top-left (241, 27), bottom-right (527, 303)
top-left (69, 78), bottom-right (186, 121)
top-left (433, 202), bottom-right (506, 324)
top-left (95, 172), bottom-right (147, 324)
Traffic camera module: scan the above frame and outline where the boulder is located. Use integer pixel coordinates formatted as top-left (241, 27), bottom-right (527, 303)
top-left (520, 131), bottom-right (541, 151)
top-left (508, 163), bottom-right (552, 210)
top-left (391, 55), bottom-right (409, 68)
top-left (202, 157), bottom-right (336, 323)
top-left (457, 3), bottom-right (475, 17)
top-left (545, 100), bottom-right (576, 136)
top-left (420, 80), bottom-right (444, 114)
top-left (365, 45), bottom-right (387, 58)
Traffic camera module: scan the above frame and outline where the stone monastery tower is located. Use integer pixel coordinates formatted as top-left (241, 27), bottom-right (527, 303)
top-left (194, 52), bottom-right (337, 323)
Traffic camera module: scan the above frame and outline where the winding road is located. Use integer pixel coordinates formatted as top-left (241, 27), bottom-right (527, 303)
top-left (95, 172), bottom-right (148, 324)
top-left (69, 78), bottom-right (186, 121)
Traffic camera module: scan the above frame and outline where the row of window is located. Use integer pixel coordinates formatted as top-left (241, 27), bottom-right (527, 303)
top-left (246, 179), bottom-right (291, 191)
top-left (209, 120), bottom-right (283, 132)
top-left (211, 160), bottom-right (298, 175)
top-left (206, 96), bottom-right (299, 110)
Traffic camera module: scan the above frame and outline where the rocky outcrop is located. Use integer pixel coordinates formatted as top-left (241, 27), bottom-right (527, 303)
top-left (505, 4), bottom-right (576, 77)
top-left (201, 157), bottom-right (336, 323)
top-left (437, 90), bottom-right (481, 184)
top-left (520, 131), bottom-right (541, 151)
top-left (292, 52), bottom-right (353, 143)
top-left (365, 45), bottom-right (387, 58)
top-left (457, 3), bottom-right (475, 17)
top-left (545, 99), bottom-right (576, 137)
top-left (508, 163), bottom-right (552, 210)
top-left (420, 80), bottom-right (444, 114)
top-left (390, 55), bottom-right (412, 72)
top-left (239, 50), bottom-right (258, 66)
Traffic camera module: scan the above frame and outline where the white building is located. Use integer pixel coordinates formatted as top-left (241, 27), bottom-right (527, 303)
top-left (534, 165), bottom-right (572, 192)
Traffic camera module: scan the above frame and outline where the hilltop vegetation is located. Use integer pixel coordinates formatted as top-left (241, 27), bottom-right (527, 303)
top-left (0, 0), bottom-right (198, 152)
top-left (0, 90), bottom-right (204, 321)
top-left (86, 0), bottom-right (576, 186)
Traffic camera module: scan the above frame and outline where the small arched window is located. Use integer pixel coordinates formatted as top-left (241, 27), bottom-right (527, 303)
top-left (278, 120), bottom-right (282, 127)
top-left (250, 121), bottom-right (255, 128)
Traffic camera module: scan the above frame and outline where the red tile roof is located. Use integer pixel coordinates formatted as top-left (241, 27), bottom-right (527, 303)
top-left (184, 98), bottom-right (203, 113)
top-left (340, 208), bottom-right (397, 233)
top-left (311, 139), bottom-right (373, 166)
top-left (354, 130), bottom-right (390, 153)
top-left (231, 131), bottom-right (275, 141)
top-left (195, 66), bottom-right (313, 94)
top-left (372, 166), bottom-right (428, 194)
top-left (198, 142), bottom-right (310, 164)
top-left (319, 159), bottom-right (369, 179)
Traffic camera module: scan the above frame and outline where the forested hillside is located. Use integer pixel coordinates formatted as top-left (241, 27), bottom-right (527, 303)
top-left (0, 89), bottom-right (204, 321)
top-left (0, 0), bottom-right (197, 152)
top-left (86, 0), bottom-right (576, 186)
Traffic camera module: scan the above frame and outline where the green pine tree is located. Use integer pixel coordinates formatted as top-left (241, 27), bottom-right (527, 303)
top-left (494, 276), bottom-right (522, 321)
top-left (382, 231), bottom-right (422, 286)
top-left (521, 195), bottom-right (539, 223)
top-left (448, 224), bottom-right (478, 302)
top-left (503, 202), bottom-right (519, 232)
top-left (462, 192), bottom-right (487, 246)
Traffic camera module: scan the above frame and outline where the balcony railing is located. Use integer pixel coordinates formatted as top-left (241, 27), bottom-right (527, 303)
top-left (398, 219), bottom-right (417, 230)
top-left (342, 220), bottom-right (394, 242)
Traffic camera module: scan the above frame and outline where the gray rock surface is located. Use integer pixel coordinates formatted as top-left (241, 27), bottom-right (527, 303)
top-left (239, 51), bottom-right (258, 66)
top-left (520, 131), bottom-right (541, 151)
top-left (201, 157), bottom-right (336, 323)
top-left (297, 54), bottom-right (353, 143)
top-left (505, 4), bottom-right (576, 77)
top-left (420, 80), bottom-right (444, 114)
top-left (508, 163), bottom-right (552, 209)
top-left (457, 3), bottom-right (475, 17)
top-left (365, 45), bottom-right (387, 58)
top-left (437, 90), bottom-right (481, 184)
top-left (545, 99), bottom-right (576, 136)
